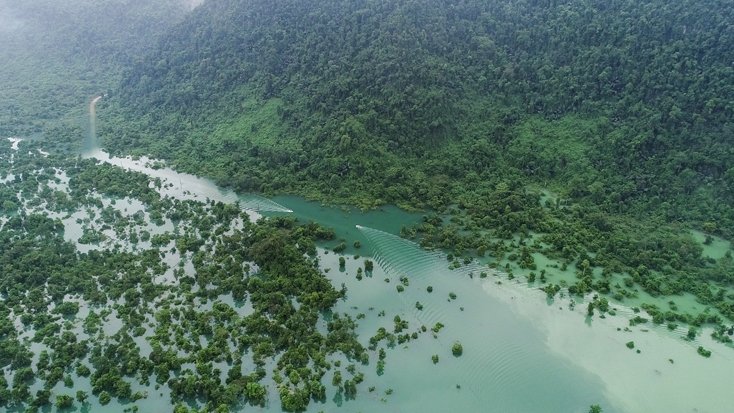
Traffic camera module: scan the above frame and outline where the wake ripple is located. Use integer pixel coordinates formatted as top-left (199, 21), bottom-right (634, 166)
top-left (357, 225), bottom-right (515, 405)
top-left (238, 194), bottom-right (292, 213)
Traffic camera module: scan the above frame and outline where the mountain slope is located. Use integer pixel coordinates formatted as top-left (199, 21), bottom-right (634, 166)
top-left (104, 0), bottom-right (734, 231)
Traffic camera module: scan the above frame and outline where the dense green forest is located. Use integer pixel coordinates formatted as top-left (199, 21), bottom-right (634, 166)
top-left (1, 1), bottom-right (734, 410)
top-left (106, 0), bottom-right (734, 232)
top-left (96, 0), bottom-right (734, 325)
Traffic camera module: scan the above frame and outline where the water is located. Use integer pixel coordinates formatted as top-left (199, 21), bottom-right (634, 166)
top-left (355, 227), bottom-right (733, 413)
top-left (690, 229), bottom-right (732, 261)
top-left (85, 97), bottom-right (290, 215)
top-left (497, 231), bottom-right (733, 323)
top-left (264, 195), bottom-right (423, 256)
top-left (4, 101), bottom-right (730, 412)
top-left (89, 96), bottom-right (101, 146)
top-left (338, 226), bottom-right (619, 412)
top-left (83, 148), bottom-right (291, 215)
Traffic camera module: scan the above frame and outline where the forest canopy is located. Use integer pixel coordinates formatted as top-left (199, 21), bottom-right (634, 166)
top-left (1, 1), bottom-right (733, 410)
top-left (91, 0), bottom-right (734, 328)
top-left (101, 0), bottom-right (734, 236)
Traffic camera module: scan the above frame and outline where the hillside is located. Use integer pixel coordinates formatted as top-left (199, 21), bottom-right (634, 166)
top-left (105, 0), bottom-right (733, 229)
top-left (3, 2), bottom-right (733, 411)
top-left (99, 0), bottom-right (734, 323)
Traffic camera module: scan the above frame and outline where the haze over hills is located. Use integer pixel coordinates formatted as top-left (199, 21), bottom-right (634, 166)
top-left (104, 0), bottom-right (734, 234)
top-left (0, 0), bottom-right (194, 136)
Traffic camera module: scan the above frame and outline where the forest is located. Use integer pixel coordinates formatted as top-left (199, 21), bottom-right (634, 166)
top-left (96, 0), bottom-right (734, 329)
top-left (105, 0), bottom-right (734, 231)
top-left (0, 0), bottom-right (194, 137)
top-left (1, 0), bottom-right (734, 411)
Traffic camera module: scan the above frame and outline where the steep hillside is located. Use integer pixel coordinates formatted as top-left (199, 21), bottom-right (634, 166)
top-left (105, 0), bottom-right (734, 231)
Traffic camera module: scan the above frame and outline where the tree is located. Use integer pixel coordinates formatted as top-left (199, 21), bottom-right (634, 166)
top-left (98, 391), bottom-right (111, 405)
top-left (687, 327), bottom-right (697, 340)
top-left (32, 389), bottom-right (51, 407)
top-left (332, 371), bottom-right (342, 387)
top-left (589, 405), bottom-right (603, 413)
top-left (1, 200), bottom-right (17, 212)
top-left (452, 342), bottom-right (463, 357)
top-left (55, 394), bottom-right (74, 409)
top-left (344, 379), bottom-right (357, 398)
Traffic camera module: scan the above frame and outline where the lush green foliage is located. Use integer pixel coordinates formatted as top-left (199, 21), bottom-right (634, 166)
top-left (405, 184), bottom-right (734, 323)
top-left (105, 0), bottom-right (733, 229)
top-left (96, 0), bottom-right (734, 327)
top-left (2, 2), bottom-right (734, 409)
top-left (0, 146), bottom-right (384, 411)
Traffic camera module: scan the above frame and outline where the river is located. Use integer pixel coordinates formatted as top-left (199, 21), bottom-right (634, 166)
top-left (8, 98), bottom-right (728, 413)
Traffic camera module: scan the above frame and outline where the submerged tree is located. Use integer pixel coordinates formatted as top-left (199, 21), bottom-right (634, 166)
top-left (452, 342), bottom-right (463, 357)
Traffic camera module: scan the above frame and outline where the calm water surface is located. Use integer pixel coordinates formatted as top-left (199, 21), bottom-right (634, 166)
top-left (19, 100), bottom-right (727, 413)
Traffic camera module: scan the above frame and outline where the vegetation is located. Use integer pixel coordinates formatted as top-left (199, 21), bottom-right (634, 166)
top-left (451, 342), bottom-right (463, 357)
top-left (0, 0), bottom-right (193, 141)
top-left (5, 0), bottom-right (732, 338)
top-left (102, 0), bottom-right (732, 224)
top-left (2, 0), bottom-right (734, 410)
top-left (697, 346), bottom-right (712, 358)
top-left (0, 148), bottom-right (383, 411)
top-left (88, 0), bottom-right (734, 332)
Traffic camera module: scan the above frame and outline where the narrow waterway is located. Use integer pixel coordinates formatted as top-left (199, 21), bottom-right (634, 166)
top-left (85, 96), bottom-right (291, 215)
top-left (50, 98), bottom-right (734, 413)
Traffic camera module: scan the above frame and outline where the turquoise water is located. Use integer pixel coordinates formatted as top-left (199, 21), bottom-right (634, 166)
top-left (65, 141), bottom-right (734, 412)
top-left (20, 144), bottom-right (615, 411)
top-left (10, 100), bottom-right (727, 412)
top-left (83, 148), bottom-right (291, 214)
top-left (320, 227), bottom-right (618, 413)
top-left (351, 228), bottom-right (733, 413)
top-left (264, 195), bottom-right (423, 256)
top-left (691, 229), bottom-right (733, 261)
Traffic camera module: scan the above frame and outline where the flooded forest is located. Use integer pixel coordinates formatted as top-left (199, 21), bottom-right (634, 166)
top-left (1, 1), bottom-right (732, 412)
